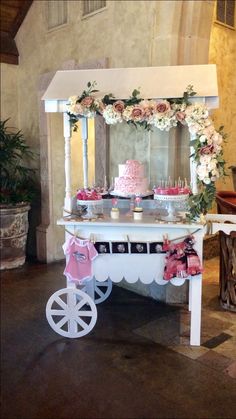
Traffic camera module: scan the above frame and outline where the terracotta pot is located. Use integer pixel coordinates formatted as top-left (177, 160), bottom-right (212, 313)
top-left (0, 203), bottom-right (30, 270)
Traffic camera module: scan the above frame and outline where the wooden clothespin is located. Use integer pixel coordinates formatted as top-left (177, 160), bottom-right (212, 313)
top-left (90, 233), bottom-right (95, 243)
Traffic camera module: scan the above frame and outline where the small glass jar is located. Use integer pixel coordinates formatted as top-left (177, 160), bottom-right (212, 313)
top-left (110, 208), bottom-right (120, 219)
top-left (133, 207), bottom-right (143, 220)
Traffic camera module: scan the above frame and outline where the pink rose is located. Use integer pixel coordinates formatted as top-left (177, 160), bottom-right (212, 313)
top-left (140, 100), bottom-right (153, 118)
top-left (200, 145), bottom-right (214, 155)
top-left (142, 106), bottom-right (152, 118)
top-left (81, 96), bottom-right (94, 107)
top-left (155, 100), bottom-right (171, 114)
top-left (176, 111), bottom-right (186, 123)
top-left (131, 106), bottom-right (145, 121)
top-left (75, 103), bottom-right (83, 114)
top-left (113, 100), bottom-right (125, 113)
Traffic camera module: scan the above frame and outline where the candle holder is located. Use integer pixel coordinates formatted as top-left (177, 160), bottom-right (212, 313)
top-left (110, 198), bottom-right (120, 219)
top-left (133, 195), bottom-right (143, 220)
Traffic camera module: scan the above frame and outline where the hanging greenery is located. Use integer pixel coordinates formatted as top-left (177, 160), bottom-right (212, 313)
top-left (67, 83), bottom-right (226, 221)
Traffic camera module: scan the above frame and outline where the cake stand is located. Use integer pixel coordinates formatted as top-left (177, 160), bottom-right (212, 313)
top-left (154, 194), bottom-right (189, 221)
top-left (110, 190), bottom-right (153, 198)
top-left (77, 199), bottom-right (103, 219)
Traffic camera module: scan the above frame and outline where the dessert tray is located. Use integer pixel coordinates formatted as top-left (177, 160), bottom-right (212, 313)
top-left (77, 199), bottom-right (103, 219)
top-left (154, 193), bottom-right (189, 221)
top-left (154, 193), bottom-right (189, 201)
top-left (77, 199), bottom-right (103, 206)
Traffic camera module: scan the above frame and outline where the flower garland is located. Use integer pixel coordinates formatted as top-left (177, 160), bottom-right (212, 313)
top-left (67, 82), bottom-right (226, 220)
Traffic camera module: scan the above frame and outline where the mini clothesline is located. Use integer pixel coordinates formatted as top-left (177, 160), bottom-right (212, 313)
top-left (65, 227), bottom-right (202, 244)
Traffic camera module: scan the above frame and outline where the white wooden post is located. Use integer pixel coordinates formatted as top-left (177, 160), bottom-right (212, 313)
top-left (81, 117), bottom-right (88, 189)
top-left (63, 112), bottom-right (72, 213)
top-left (190, 134), bottom-right (198, 195)
top-left (189, 229), bottom-right (203, 346)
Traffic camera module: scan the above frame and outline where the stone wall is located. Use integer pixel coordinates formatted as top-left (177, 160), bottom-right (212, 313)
top-left (0, 64), bottom-right (19, 126)
top-left (209, 10), bottom-right (236, 192)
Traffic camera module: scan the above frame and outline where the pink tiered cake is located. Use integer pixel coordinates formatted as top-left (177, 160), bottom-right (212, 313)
top-left (114, 160), bottom-right (148, 195)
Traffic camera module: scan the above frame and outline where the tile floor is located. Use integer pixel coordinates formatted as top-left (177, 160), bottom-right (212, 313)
top-left (1, 257), bottom-right (236, 419)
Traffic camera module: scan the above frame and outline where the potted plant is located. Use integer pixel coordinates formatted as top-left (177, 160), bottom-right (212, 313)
top-left (0, 119), bottom-right (37, 269)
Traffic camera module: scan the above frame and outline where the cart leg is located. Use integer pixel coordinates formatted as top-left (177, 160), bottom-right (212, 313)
top-left (189, 274), bottom-right (202, 346)
top-left (84, 277), bottom-right (95, 300)
top-left (188, 279), bottom-right (192, 311)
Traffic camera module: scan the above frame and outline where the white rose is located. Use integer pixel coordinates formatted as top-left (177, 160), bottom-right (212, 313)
top-left (208, 160), bottom-right (217, 171)
top-left (188, 123), bottom-right (201, 135)
top-left (200, 155), bottom-right (211, 164)
top-left (211, 168), bottom-right (220, 177)
top-left (212, 132), bottom-right (223, 145)
top-left (197, 165), bottom-right (208, 179)
top-left (199, 135), bottom-right (207, 143)
top-left (203, 177), bottom-right (211, 185)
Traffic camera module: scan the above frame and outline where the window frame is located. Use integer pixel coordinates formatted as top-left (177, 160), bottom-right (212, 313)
top-left (45, 0), bottom-right (69, 33)
top-left (81, 0), bottom-right (107, 19)
top-left (215, 0), bottom-right (235, 30)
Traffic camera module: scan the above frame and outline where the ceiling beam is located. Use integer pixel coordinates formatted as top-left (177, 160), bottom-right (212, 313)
top-left (0, 0), bottom-right (33, 64)
top-left (0, 31), bottom-right (19, 64)
top-left (10, 0), bottom-right (33, 38)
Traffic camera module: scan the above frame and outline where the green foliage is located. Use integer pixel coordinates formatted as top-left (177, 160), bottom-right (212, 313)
top-left (0, 120), bottom-right (38, 205)
top-left (68, 83), bottom-right (227, 221)
top-left (125, 88), bottom-right (142, 106)
top-left (101, 93), bottom-right (116, 106)
top-left (187, 183), bottom-right (216, 221)
top-left (79, 81), bottom-right (99, 102)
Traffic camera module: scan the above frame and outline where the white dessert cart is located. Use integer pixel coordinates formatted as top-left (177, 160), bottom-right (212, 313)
top-left (42, 65), bottom-right (227, 346)
top-left (46, 215), bottom-right (204, 345)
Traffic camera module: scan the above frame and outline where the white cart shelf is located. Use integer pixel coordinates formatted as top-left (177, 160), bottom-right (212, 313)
top-left (46, 215), bottom-right (204, 346)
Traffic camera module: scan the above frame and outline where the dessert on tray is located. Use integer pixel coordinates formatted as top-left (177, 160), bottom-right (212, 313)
top-left (154, 178), bottom-right (190, 221)
top-left (76, 188), bottom-right (102, 202)
top-left (154, 178), bottom-right (191, 198)
top-left (76, 188), bottom-right (103, 219)
top-left (113, 160), bottom-right (149, 196)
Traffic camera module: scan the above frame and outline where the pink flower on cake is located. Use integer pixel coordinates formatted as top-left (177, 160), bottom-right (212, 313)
top-left (113, 100), bottom-right (125, 113)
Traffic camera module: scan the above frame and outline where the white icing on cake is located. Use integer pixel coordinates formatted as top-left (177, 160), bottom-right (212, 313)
top-left (114, 160), bottom-right (148, 195)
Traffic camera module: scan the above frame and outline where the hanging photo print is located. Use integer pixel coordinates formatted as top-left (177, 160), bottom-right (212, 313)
top-left (94, 242), bottom-right (110, 254)
top-left (149, 242), bottom-right (166, 254)
top-left (112, 242), bottom-right (129, 254)
top-left (130, 242), bottom-right (148, 254)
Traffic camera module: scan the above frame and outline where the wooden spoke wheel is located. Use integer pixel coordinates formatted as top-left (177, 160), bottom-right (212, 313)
top-left (81, 278), bottom-right (113, 304)
top-left (94, 279), bottom-right (113, 304)
top-left (46, 288), bottom-right (97, 338)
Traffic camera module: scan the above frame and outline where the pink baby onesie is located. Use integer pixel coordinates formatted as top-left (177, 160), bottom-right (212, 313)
top-left (63, 237), bottom-right (98, 284)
